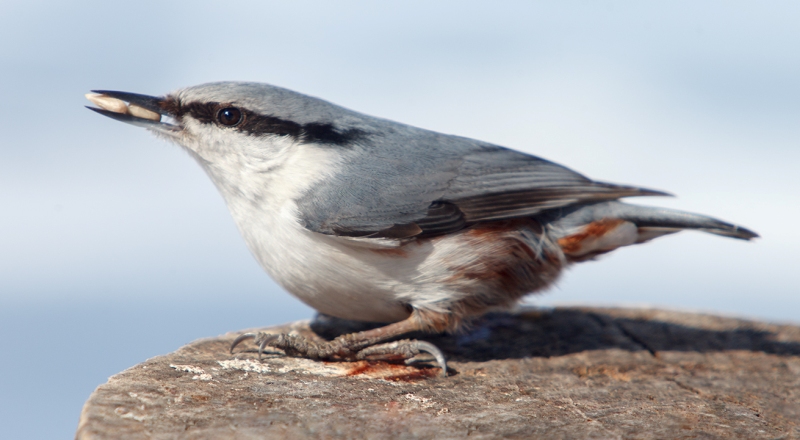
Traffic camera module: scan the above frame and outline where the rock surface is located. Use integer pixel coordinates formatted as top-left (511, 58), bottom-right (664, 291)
top-left (76, 307), bottom-right (800, 439)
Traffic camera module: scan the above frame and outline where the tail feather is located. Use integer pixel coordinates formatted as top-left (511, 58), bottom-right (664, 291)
top-left (546, 201), bottom-right (759, 241)
top-left (634, 226), bottom-right (681, 243)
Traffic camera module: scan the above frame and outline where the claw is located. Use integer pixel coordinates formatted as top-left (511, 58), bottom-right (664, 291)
top-left (357, 340), bottom-right (448, 376)
top-left (230, 333), bottom-right (257, 354)
top-left (408, 340), bottom-right (448, 376)
top-left (254, 333), bottom-right (279, 360)
top-left (258, 338), bottom-right (268, 360)
top-left (230, 332), bottom-right (281, 360)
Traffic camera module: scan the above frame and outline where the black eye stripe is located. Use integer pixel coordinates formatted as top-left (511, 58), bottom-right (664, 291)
top-left (179, 101), bottom-right (364, 146)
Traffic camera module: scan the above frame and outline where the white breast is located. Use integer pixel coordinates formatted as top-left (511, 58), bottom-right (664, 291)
top-left (196, 138), bottom-right (422, 322)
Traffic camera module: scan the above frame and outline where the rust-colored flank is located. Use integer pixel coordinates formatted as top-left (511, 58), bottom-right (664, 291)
top-left (557, 218), bottom-right (626, 254)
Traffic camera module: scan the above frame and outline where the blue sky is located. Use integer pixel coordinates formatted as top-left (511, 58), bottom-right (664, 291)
top-left (1, 1), bottom-right (798, 438)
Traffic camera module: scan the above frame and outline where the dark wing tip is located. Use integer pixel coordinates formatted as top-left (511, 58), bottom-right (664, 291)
top-left (636, 188), bottom-right (674, 197)
top-left (592, 182), bottom-right (673, 198)
top-left (727, 225), bottom-right (760, 240)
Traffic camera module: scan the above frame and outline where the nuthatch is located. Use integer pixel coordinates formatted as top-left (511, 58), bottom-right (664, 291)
top-left (86, 82), bottom-right (757, 375)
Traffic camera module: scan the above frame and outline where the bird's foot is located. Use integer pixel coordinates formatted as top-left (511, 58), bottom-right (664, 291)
top-left (356, 339), bottom-right (447, 376)
top-left (230, 333), bottom-right (447, 376)
top-left (230, 332), bottom-right (353, 360)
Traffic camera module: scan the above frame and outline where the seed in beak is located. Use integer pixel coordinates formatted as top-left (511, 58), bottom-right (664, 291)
top-left (85, 93), bottom-right (128, 114)
top-left (128, 104), bottom-right (161, 121)
top-left (85, 93), bottom-right (162, 122)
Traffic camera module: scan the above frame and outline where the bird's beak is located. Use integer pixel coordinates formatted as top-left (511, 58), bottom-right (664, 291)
top-left (85, 90), bottom-right (180, 136)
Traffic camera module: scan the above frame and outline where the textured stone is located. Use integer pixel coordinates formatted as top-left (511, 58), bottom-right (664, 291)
top-left (76, 307), bottom-right (800, 439)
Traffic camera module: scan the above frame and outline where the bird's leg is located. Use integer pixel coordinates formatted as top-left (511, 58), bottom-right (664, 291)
top-left (230, 311), bottom-right (449, 375)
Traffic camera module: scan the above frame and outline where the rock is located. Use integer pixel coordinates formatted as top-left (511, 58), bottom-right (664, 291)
top-left (76, 307), bottom-right (800, 439)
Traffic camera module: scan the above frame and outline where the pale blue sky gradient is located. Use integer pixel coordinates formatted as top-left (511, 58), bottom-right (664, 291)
top-left (1, 1), bottom-right (798, 438)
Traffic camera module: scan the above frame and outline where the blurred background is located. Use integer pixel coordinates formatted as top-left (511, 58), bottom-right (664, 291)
top-left (1, 1), bottom-right (798, 437)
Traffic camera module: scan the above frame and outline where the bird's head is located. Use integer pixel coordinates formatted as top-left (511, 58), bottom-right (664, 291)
top-left (86, 82), bottom-right (366, 167)
top-left (86, 82), bottom-right (369, 206)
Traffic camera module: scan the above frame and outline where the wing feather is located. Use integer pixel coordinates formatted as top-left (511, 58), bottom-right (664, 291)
top-left (296, 128), bottom-right (665, 239)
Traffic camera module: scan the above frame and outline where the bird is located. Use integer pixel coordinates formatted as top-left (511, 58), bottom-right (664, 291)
top-left (86, 82), bottom-right (758, 375)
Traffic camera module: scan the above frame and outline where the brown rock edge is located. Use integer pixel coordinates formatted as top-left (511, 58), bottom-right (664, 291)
top-left (76, 307), bottom-right (800, 439)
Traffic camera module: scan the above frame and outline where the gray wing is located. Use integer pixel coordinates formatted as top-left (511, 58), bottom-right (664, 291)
top-left (296, 126), bottom-right (665, 239)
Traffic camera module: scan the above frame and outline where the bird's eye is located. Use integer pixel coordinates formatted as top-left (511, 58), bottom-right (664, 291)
top-left (216, 107), bottom-right (243, 127)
